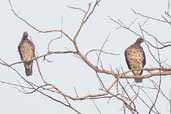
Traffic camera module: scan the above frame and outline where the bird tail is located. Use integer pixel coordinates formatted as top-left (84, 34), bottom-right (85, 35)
top-left (133, 71), bottom-right (143, 83)
top-left (24, 63), bottom-right (33, 76)
top-left (134, 79), bottom-right (143, 83)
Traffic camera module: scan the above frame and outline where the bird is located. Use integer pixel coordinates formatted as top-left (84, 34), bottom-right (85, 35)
top-left (125, 38), bottom-right (146, 83)
top-left (18, 32), bottom-right (35, 76)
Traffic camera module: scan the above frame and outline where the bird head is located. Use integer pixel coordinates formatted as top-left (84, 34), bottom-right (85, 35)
top-left (22, 32), bottom-right (28, 40)
top-left (135, 38), bottom-right (144, 44)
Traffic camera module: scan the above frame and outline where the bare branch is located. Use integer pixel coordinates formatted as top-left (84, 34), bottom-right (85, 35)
top-left (8, 0), bottom-right (72, 41)
top-left (67, 5), bottom-right (86, 13)
top-left (132, 9), bottom-right (166, 23)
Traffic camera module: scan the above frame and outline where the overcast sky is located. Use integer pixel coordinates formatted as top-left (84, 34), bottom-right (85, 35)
top-left (0, 0), bottom-right (171, 114)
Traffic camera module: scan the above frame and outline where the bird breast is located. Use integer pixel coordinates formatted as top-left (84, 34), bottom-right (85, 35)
top-left (20, 42), bottom-right (34, 62)
top-left (127, 48), bottom-right (144, 70)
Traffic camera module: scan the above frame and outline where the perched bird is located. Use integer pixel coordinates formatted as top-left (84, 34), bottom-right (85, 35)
top-left (125, 38), bottom-right (146, 83)
top-left (18, 32), bottom-right (35, 76)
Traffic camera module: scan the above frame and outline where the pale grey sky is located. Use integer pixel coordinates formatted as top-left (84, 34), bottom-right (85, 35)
top-left (0, 0), bottom-right (171, 114)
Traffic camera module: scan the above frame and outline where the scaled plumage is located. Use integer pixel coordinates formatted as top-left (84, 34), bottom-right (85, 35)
top-left (18, 32), bottom-right (35, 76)
top-left (125, 38), bottom-right (146, 83)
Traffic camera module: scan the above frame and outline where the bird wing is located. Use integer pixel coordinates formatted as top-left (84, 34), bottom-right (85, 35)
top-left (125, 48), bottom-right (132, 70)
